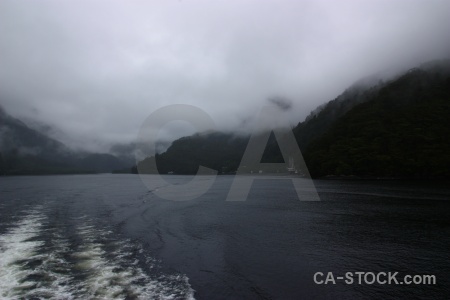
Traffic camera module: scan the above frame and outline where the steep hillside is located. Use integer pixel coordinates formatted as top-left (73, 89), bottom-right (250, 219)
top-left (293, 75), bottom-right (388, 150)
top-left (135, 60), bottom-right (450, 178)
top-left (305, 64), bottom-right (450, 178)
top-left (0, 106), bottom-right (130, 175)
top-left (136, 132), bottom-right (249, 174)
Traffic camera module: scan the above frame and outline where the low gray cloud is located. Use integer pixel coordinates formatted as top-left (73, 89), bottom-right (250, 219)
top-left (0, 0), bottom-right (449, 152)
top-left (268, 96), bottom-right (293, 111)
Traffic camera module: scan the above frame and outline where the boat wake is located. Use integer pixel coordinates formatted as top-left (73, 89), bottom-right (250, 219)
top-left (0, 206), bottom-right (195, 300)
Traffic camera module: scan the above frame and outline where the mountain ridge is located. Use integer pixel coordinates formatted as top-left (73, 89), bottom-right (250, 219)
top-left (0, 106), bottom-right (131, 175)
top-left (304, 64), bottom-right (450, 178)
top-left (2, 60), bottom-right (449, 178)
top-left (135, 60), bottom-right (450, 178)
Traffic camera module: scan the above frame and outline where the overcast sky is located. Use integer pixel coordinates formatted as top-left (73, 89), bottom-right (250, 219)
top-left (1, 0), bottom-right (449, 152)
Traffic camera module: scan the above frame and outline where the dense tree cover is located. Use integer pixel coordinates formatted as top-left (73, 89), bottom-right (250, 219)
top-left (3, 61), bottom-right (449, 178)
top-left (137, 133), bottom-right (249, 174)
top-left (135, 131), bottom-right (291, 175)
top-left (293, 76), bottom-right (386, 150)
top-left (304, 67), bottom-right (450, 178)
top-left (136, 61), bottom-right (450, 179)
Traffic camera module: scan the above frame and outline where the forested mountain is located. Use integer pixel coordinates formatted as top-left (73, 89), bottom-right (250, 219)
top-left (136, 132), bottom-right (248, 175)
top-left (136, 60), bottom-right (450, 179)
top-left (0, 106), bottom-right (130, 175)
top-left (293, 78), bottom-right (386, 151)
top-left (305, 63), bottom-right (450, 178)
top-left (3, 60), bottom-right (449, 178)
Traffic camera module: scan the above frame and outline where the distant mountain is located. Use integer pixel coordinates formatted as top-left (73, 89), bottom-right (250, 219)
top-left (0, 106), bottom-right (130, 175)
top-left (304, 62), bottom-right (450, 178)
top-left (293, 73), bottom-right (389, 151)
top-left (136, 132), bottom-right (249, 175)
top-left (133, 71), bottom-right (397, 175)
top-left (4, 60), bottom-right (449, 178)
top-left (136, 60), bottom-right (450, 179)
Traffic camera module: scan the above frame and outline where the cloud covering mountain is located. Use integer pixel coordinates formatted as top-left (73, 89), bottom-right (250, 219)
top-left (1, 0), bottom-right (449, 152)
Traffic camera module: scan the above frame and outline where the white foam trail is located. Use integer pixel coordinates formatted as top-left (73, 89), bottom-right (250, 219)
top-left (0, 209), bottom-right (195, 299)
top-left (0, 206), bottom-right (45, 299)
top-left (74, 223), bottom-right (195, 299)
top-left (22, 231), bottom-right (75, 300)
top-left (0, 206), bottom-right (76, 300)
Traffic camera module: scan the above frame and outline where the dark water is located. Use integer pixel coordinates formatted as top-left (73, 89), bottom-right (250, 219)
top-left (0, 175), bottom-right (449, 299)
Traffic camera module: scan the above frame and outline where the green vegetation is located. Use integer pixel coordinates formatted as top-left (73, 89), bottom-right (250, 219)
top-left (305, 67), bottom-right (450, 178)
top-left (136, 133), bottom-right (248, 174)
top-left (136, 61), bottom-right (450, 179)
top-left (2, 60), bottom-right (450, 178)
